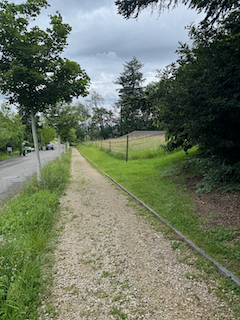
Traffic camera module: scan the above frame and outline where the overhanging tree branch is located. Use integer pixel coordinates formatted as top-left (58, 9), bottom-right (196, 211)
top-left (115, 0), bottom-right (240, 23)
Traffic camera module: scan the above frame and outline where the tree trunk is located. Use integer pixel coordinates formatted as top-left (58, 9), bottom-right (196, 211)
top-left (31, 110), bottom-right (41, 183)
top-left (58, 134), bottom-right (61, 160)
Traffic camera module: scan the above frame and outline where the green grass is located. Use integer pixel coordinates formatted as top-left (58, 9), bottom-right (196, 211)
top-left (0, 151), bottom-right (20, 161)
top-left (76, 144), bottom-right (240, 280)
top-left (84, 134), bottom-right (166, 160)
top-left (0, 151), bottom-right (71, 319)
top-left (77, 143), bottom-right (240, 315)
top-left (110, 307), bottom-right (127, 319)
top-left (0, 152), bottom-right (10, 160)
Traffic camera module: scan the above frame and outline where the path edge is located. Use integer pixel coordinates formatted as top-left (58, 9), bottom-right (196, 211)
top-left (77, 148), bottom-right (240, 289)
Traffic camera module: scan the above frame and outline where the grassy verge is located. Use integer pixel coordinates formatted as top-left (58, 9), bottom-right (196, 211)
top-left (0, 151), bottom-right (71, 319)
top-left (0, 152), bottom-right (21, 161)
top-left (76, 145), bottom-right (240, 303)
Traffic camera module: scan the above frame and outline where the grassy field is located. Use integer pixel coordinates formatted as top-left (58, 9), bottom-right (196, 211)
top-left (0, 151), bottom-right (71, 319)
top-left (84, 132), bottom-right (166, 160)
top-left (77, 142), bottom-right (240, 315)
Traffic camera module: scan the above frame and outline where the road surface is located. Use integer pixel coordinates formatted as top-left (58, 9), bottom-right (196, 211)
top-left (0, 144), bottom-right (64, 201)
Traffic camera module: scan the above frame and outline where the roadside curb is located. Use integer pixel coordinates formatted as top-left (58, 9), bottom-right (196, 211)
top-left (79, 150), bottom-right (240, 289)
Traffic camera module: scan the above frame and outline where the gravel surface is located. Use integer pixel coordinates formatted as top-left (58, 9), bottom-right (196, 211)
top-left (41, 148), bottom-right (237, 320)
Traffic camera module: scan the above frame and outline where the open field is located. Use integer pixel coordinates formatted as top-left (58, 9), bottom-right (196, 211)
top-left (84, 131), bottom-right (166, 160)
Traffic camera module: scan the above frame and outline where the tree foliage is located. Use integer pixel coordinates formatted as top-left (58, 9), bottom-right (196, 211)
top-left (74, 102), bottom-right (91, 141)
top-left (89, 107), bottom-right (118, 140)
top-left (44, 103), bottom-right (81, 143)
top-left (148, 12), bottom-right (240, 162)
top-left (115, 0), bottom-right (239, 23)
top-left (0, 103), bottom-right (25, 153)
top-left (114, 56), bottom-right (155, 135)
top-left (38, 126), bottom-right (56, 145)
top-left (84, 90), bottom-right (119, 140)
top-left (85, 90), bottom-right (105, 110)
top-left (21, 113), bottom-right (43, 144)
top-left (0, 0), bottom-right (90, 115)
top-left (0, 0), bottom-right (90, 180)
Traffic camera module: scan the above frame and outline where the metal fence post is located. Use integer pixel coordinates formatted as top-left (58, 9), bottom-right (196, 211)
top-left (126, 135), bottom-right (129, 162)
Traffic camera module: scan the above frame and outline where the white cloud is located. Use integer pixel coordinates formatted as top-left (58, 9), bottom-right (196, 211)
top-left (95, 51), bottom-right (120, 60)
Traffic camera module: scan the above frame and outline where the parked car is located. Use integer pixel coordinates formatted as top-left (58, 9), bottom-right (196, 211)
top-left (25, 146), bottom-right (34, 152)
top-left (46, 144), bottom-right (54, 150)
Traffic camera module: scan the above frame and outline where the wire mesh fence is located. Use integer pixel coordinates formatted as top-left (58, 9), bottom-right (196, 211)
top-left (83, 131), bottom-right (165, 161)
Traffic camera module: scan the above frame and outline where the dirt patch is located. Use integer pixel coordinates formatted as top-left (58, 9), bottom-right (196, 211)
top-left (185, 176), bottom-right (240, 230)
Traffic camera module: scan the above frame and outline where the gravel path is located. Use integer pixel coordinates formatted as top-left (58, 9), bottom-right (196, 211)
top-left (42, 148), bottom-right (236, 319)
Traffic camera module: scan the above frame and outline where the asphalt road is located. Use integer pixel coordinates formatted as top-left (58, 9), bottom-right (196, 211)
top-left (0, 144), bottom-right (64, 201)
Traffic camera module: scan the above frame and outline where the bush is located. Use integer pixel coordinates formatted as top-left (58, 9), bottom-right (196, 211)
top-left (185, 156), bottom-right (240, 192)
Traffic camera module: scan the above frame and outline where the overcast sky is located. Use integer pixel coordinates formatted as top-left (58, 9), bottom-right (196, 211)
top-left (3, 0), bottom-right (204, 110)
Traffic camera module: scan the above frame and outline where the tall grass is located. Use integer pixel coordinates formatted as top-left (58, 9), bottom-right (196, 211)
top-left (0, 151), bottom-right (71, 319)
top-left (84, 133), bottom-right (166, 160)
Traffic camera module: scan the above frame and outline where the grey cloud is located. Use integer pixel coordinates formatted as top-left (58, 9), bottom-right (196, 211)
top-left (4, 0), bottom-right (204, 111)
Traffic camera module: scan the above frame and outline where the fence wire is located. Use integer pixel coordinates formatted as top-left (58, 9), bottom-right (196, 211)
top-left (84, 132), bottom-right (165, 161)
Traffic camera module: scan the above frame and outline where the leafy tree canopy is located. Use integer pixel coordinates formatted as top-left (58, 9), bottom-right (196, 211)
top-left (85, 89), bottom-right (105, 111)
top-left (0, 0), bottom-right (90, 116)
top-left (0, 103), bottom-right (25, 152)
top-left (37, 126), bottom-right (56, 145)
top-left (149, 13), bottom-right (240, 162)
top-left (44, 103), bottom-right (82, 142)
top-left (0, 0), bottom-right (90, 180)
top-left (115, 0), bottom-right (239, 23)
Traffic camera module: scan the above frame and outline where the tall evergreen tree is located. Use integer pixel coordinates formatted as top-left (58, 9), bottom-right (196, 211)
top-left (114, 56), bottom-right (148, 135)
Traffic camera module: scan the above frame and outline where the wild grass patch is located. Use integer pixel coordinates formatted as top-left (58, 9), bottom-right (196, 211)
top-left (84, 133), bottom-right (166, 160)
top-left (110, 307), bottom-right (127, 319)
top-left (0, 151), bottom-right (71, 319)
top-left (0, 152), bottom-right (11, 161)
